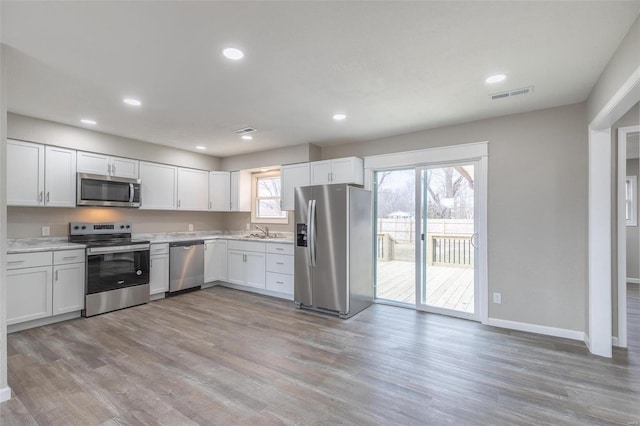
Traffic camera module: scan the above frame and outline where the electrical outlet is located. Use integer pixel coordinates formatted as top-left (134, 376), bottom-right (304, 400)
top-left (41, 226), bottom-right (50, 236)
top-left (188, 224), bottom-right (194, 231)
top-left (493, 292), bottom-right (502, 304)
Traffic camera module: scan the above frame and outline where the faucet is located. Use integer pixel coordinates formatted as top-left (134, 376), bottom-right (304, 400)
top-left (256, 225), bottom-right (269, 237)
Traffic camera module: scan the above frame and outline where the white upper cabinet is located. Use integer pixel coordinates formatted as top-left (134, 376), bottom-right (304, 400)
top-left (7, 139), bottom-right (45, 206)
top-left (209, 171), bottom-right (231, 211)
top-left (281, 163), bottom-right (310, 211)
top-left (139, 161), bottom-right (178, 210)
top-left (177, 167), bottom-right (208, 211)
top-left (230, 170), bottom-right (251, 212)
top-left (44, 146), bottom-right (77, 207)
top-left (8, 141), bottom-right (76, 207)
top-left (309, 157), bottom-right (363, 186)
top-left (77, 151), bottom-right (139, 179)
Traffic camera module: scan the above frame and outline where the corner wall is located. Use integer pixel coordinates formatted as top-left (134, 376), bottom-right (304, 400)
top-left (322, 103), bottom-right (589, 333)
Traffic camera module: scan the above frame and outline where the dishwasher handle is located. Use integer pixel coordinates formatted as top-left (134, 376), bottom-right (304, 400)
top-left (169, 240), bottom-right (204, 248)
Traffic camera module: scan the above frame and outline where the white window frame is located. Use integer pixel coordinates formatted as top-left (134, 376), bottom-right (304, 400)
top-left (250, 170), bottom-right (288, 224)
top-left (626, 175), bottom-right (637, 226)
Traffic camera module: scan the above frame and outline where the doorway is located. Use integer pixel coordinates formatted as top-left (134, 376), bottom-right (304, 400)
top-left (372, 155), bottom-right (485, 322)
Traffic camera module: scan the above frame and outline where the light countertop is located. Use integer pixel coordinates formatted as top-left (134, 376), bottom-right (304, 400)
top-left (7, 232), bottom-right (294, 253)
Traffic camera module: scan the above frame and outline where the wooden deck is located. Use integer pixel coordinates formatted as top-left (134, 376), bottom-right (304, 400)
top-left (376, 260), bottom-right (474, 313)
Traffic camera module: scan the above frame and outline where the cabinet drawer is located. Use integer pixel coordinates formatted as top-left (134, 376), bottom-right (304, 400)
top-left (53, 249), bottom-right (85, 265)
top-left (266, 243), bottom-right (294, 255)
top-left (266, 272), bottom-right (294, 294)
top-left (7, 251), bottom-right (53, 270)
top-left (150, 243), bottom-right (170, 255)
top-left (266, 253), bottom-right (293, 274)
top-left (227, 240), bottom-right (266, 253)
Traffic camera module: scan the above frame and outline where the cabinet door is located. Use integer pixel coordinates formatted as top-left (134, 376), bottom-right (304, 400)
top-left (218, 240), bottom-right (228, 281)
top-left (7, 266), bottom-right (53, 325)
top-left (310, 160), bottom-right (332, 185)
top-left (149, 254), bottom-right (169, 295)
top-left (331, 157), bottom-right (363, 185)
top-left (281, 163), bottom-right (310, 211)
top-left (53, 263), bottom-right (85, 315)
top-left (209, 171), bottom-right (231, 211)
top-left (45, 146), bottom-right (77, 207)
top-left (139, 162), bottom-right (178, 210)
top-left (77, 151), bottom-right (110, 175)
top-left (245, 252), bottom-right (266, 289)
top-left (111, 156), bottom-right (139, 179)
top-left (230, 171), bottom-right (251, 212)
top-left (204, 241), bottom-right (218, 283)
top-left (227, 250), bottom-right (246, 285)
top-left (177, 168), bottom-right (209, 211)
top-left (7, 140), bottom-right (45, 206)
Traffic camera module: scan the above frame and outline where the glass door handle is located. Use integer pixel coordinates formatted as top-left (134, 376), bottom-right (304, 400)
top-left (470, 233), bottom-right (478, 248)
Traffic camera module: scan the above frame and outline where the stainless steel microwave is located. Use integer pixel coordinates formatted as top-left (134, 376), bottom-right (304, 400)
top-left (77, 173), bottom-right (141, 208)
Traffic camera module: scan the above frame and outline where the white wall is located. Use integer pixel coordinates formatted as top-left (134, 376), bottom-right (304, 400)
top-left (0, 42), bottom-right (10, 401)
top-left (587, 15), bottom-right (640, 123)
top-left (220, 143), bottom-right (321, 171)
top-left (323, 103), bottom-right (588, 333)
top-left (8, 113), bottom-right (221, 171)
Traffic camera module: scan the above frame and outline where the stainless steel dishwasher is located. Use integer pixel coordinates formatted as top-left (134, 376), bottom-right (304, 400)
top-left (169, 240), bottom-right (205, 293)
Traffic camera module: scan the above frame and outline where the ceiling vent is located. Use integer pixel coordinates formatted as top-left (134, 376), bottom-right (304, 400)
top-left (233, 127), bottom-right (256, 135)
top-left (490, 86), bottom-right (534, 100)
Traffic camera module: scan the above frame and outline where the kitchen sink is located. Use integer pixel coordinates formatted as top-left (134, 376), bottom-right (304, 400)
top-left (241, 233), bottom-right (286, 239)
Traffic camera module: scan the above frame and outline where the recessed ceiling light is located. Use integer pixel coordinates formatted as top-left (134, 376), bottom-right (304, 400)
top-left (195, 146), bottom-right (206, 150)
top-left (333, 113), bottom-right (347, 121)
top-left (485, 74), bottom-right (507, 84)
top-left (241, 135), bottom-right (253, 140)
top-left (123, 98), bottom-right (142, 106)
top-left (80, 119), bottom-right (97, 125)
top-left (222, 47), bottom-right (244, 60)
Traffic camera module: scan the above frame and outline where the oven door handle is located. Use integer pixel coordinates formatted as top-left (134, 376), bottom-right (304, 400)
top-left (87, 244), bottom-right (150, 255)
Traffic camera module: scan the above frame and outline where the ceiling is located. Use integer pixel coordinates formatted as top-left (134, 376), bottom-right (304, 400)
top-left (2, 1), bottom-right (640, 158)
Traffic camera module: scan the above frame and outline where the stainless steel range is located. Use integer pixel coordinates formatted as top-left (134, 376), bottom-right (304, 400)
top-left (69, 222), bottom-right (150, 317)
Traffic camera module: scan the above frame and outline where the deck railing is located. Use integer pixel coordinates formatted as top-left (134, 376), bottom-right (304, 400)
top-left (430, 234), bottom-right (473, 267)
top-left (377, 233), bottom-right (395, 261)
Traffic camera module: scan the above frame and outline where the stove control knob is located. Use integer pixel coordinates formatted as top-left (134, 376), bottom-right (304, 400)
top-left (73, 226), bottom-right (79, 230)
top-left (126, 225), bottom-right (130, 229)
top-left (81, 226), bottom-right (87, 230)
top-left (120, 225), bottom-right (125, 229)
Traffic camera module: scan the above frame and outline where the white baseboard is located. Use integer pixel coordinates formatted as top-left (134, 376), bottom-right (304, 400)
top-left (7, 311), bottom-right (81, 334)
top-left (612, 336), bottom-right (620, 347)
top-left (0, 386), bottom-right (11, 403)
top-left (584, 333), bottom-right (591, 350)
top-left (486, 318), bottom-right (585, 341)
top-left (627, 278), bottom-right (640, 284)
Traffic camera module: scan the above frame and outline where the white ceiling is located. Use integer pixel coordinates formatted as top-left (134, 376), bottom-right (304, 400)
top-left (2, 1), bottom-right (640, 157)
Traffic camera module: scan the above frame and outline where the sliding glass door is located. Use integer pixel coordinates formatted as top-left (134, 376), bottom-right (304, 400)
top-left (416, 162), bottom-right (479, 319)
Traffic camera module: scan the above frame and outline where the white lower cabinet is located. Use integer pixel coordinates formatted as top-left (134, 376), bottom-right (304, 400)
top-left (222, 240), bottom-right (293, 298)
top-left (52, 263), bottom-right (85, 315)
top-left (7, 266), bottom-right (53, 325)
top-left (204, 240), bottom-right (219, 282)
top-left (7, 249), bottom-right (86, 327)
top-left (149, 243), bottom-right (170, 295)
top-left (218, 240), bottom-right (228, 281)
top-left (265, 243), bottom-right (294, 296)
top-left (227, 240), bottom-right (266, 289)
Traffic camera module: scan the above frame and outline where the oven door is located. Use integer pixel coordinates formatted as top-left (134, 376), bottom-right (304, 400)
top-left (86, 245), bottom-right (150, 295)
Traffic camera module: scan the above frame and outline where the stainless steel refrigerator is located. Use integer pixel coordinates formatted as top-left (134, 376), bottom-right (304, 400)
top-left (294, 184), bottom-right (373, 318)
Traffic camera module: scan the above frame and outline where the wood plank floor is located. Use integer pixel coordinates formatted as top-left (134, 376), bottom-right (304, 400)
top-left (2, 285), bottom-right (640, 425)
top-left (376, 260), bottom-right (474, 312)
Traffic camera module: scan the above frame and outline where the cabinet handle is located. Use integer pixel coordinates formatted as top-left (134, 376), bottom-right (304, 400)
top-left (276, 262), bottom-right (284, 265)
top-left (178, 200), bottom-right (181, 208)
top-left (108, 164), bottom-right (112, 175)
top-left (276, 281), bottom-right (284, 284)
top-left (46, 192), bottom-right (50, 203)
top-left (209, 201), bottom-right (212, 209)
top-left (150, 259), bottom-right (153, 267)
top-left (276, 248), bottom-right (283, 251)
top-left (39, 191), bottom-right (43, 203)
top-left (63, 256), bottom-right (77, 260)
top-left (112, 163), bottom-right (116, 175)
top-left (55, 270), bottom-right (58, 281)
top-left (7, 260), bottom-right (24, 264)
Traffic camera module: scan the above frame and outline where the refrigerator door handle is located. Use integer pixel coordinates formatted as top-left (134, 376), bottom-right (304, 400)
top-left (308, 199), bottom-right (317, 267)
